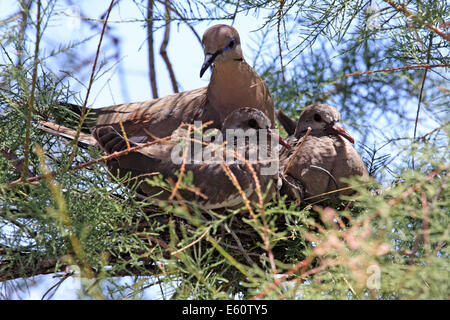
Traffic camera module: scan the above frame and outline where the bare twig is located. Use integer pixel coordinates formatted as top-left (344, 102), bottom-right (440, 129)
top-left (344, 63), bottom-right (449, 77)
top-left (277, 0), bottom-right (285, 82)
top-left (66, 0), bottom-right (115, 168)
top-left (168, 124), bottom-right (191, 200)
top-left (412, 35), bottom-right (433, 170)
top-left (7, 135), bottom-right (172, 186)
top-left (22, 0), bottom-right (41, 180)
top-left (0, 148), bottom-right (32, 176)
top-left (147, 0), bottom-right (158, 98)
top-left (383, 0), bottom-right (450, 42)
top-left (283, 127), bottom-right (311, 175)
top-left (160, 0), bottom-right (179, 93)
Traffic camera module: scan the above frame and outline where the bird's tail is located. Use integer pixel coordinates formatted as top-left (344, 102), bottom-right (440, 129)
top-left (38, 120), bottom-right (98, 149)
top-left (275, 109), bottom-right (297, 136)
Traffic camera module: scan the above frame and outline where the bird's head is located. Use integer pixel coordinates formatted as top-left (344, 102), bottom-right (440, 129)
top-left (222, 108), bottom-right (291, 149)
top-left (200, 24), bottom-right (244, 77)
top-left (294, 104), bottom-right (355, 144)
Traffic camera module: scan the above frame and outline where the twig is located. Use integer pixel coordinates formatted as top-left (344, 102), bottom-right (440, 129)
top-left (420, 191), bottom-right (430, 257)
top-left (168, 124), bottom-right (191, 200)
top-left (283, 127), bottom-right (311, 175)
top-left (344, 63), bottom-right (449, 77)
top-left (1, 148), bottom-right (32, 176)
top-left (41, 270), bottom-right (74, 300)
top-left (147, 0), bottom-right (158, 98)
top-left (155, 0), bottom-right (202, 45)
top-left (66, 0), bottom-right (115, 167)
top-left (22, 0), bottom-right (41, 180)
top-left (383, 0), bottom-right (450, 42)
top-left (160, 0), bottom-right (179, 93)
top-left (310, 165), bottom-right (339, 190)
top-left (252, 257), bottom-right (313, 299)
top-left (224, 222), bottom-right (255, 266)
top-left (277, 0), bottom-right (285, 82)
top-left (412, 35), bottom-right (433, 170)
top-left (171, 228), bottom-right (210, 255)
top-left (7, 135), bottom-right (172, 186)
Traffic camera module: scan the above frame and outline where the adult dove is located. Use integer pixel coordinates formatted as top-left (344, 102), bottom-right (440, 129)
top-left (93, 108), bottom-right (285, 209)
top-left (61, 24), bottom-right (274, 144)
top-left (279, 104), bottom-right (368, 198)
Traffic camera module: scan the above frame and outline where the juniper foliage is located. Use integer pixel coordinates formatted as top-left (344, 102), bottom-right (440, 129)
top-left (0, 0), bottom-right (448, 299)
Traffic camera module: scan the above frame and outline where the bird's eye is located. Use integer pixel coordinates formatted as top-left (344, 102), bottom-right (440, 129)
top-left (314, 114), bottom-right (322, 122)
top-left (228, 40), bottom-right (235, 49)
top-left (248, 118), bottom-right (258, 129)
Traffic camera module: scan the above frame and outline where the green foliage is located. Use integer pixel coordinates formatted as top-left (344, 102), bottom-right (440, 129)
top-left (0, 0), bottom-right (448, 299)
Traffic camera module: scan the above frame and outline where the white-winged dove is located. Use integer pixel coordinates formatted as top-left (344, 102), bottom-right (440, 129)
top-left (61, 24), bottom-right (274, 145)
top-left (279, 104), bottom-right (368, 199)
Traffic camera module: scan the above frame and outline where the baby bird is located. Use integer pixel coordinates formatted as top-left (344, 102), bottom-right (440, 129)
top-left (93, 108), bottom-right (287, 209)
top-left (279, 104), bottom-right (368, 199)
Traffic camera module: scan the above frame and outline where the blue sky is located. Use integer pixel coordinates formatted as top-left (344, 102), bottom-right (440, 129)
top-left (0, 0), bottom-right (446, 299)
top-left (0, 0), bottom-right (276, 299)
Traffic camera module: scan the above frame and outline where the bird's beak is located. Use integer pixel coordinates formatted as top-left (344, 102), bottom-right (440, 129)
top-left (330, 124), bottom-right (355, 144)
top-left (200, 53), bottom-right (216, 78)
top-left (267, 128), bottom-right (291, 149)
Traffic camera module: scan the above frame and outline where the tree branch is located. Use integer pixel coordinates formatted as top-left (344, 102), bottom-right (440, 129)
top-left (160, 0), bottom-right (179, 93)
top-left (147, 0), bottom-right (158, 98)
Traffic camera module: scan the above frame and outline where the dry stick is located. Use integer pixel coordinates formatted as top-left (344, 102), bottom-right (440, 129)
top-left (160, 0), bottom-right (179, 93)
top-left (147, 0), bottom-right (158, 98)
top-left (8, 135), bottom-right (172, 186)
top-left (155, 0), bottom-right (202, 45)
top-left (242, 158), bottom-right (278, 274)
top-left (420, 191), bottom-right (431, 257)
top-left (344, 63), bottom-right (450, 77)
top-left (383, 0), bottom-right (450, 42)
top-left (1, 148), bottom-right (32, 176)
top-left (277, 0), bottom-right (285, 82)
top-left (220, 153), bottom-right (277, 275)
top-left (252, 257), bottom-right (313, 299)
top-left (115, 110), bottom-right (131, 150)
top-left (168, 124), bottom-right (191, 200)
top-left (22, 0), bottom-right (41, 180)
top-left (412, 35), bottom-right (433, 170)
top-left (283, 127), bottom-right (311, 175)
top-left (171, 228), bottom-right (210, 256)
top-left (231, 0), bottom-right (240, 25)
top-left (66, 0), bottom-right (115, 168)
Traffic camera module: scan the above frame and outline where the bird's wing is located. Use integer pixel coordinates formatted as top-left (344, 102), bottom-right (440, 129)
top-left (330, 136), bottom-right (369, 194)
top-left (283, 136), bottom-right (337, 196)
top-left (275, 109), bottom-right (297, 136)
top-left (92, 87), bottom-right (214, 142)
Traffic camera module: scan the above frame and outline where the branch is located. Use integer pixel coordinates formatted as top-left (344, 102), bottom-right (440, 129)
top-left (383, 0), bottom-right (450, 42)
top-left (22, 0), bottom-right (41, 180)
top-left (160, 0), bottom-right (179, 93)
top-left (413, 35), bottom-right (433, 170)
top-left (7, 135), bottom-right (172, 186)
top-left (66, 0), bottom-right (115, 167)
top-left (344, 63), bottom-right (450, 77)
top-left (147, 0), bottom-right (158, 98)
top-left (0, 148), bottom-right (32, 176)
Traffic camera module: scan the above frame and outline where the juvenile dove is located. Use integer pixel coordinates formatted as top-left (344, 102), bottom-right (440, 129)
top-left (93, 108), bottom-right (286, 209)
top-left (61, 24), bottom-right (274, 144)
top-left (279, 104), bottom-right (368, 198)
